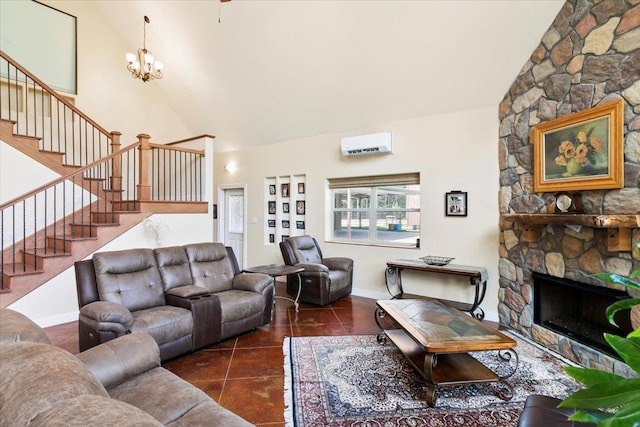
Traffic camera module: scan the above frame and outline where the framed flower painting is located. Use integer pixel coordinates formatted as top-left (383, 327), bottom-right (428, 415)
top-left (531, 99), bottom-right (623, 192)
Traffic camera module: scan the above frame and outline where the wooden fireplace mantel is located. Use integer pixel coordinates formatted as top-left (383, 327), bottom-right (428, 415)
top-left (501, 214), bottom-right (640, 252)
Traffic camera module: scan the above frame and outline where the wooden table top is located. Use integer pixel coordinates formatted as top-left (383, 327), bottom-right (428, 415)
top-left (377, 298), bottom-right (516, 353)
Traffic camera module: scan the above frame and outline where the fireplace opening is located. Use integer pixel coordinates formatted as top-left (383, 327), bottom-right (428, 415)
top-left (533, 272), bottom-right (633, 359)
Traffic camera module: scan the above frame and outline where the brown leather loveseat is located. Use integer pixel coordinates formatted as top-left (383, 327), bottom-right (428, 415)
top-left (75, 242), bottom-right (274, 361)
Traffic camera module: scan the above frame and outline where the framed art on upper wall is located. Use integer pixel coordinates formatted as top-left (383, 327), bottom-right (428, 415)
top-left (531, 100), bottom-right (623, 192)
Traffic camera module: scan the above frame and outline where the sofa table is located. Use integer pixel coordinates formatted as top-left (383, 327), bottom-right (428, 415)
top-left (385, 259), bottom-right (488, 319)
top-left (376, 298), bottom-right (518, 407)
top-left (244, 264), bottom-right (304, 311)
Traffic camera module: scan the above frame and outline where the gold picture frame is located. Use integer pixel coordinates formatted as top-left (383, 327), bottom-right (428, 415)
top-left (531, 99), bottom-right (623, 192)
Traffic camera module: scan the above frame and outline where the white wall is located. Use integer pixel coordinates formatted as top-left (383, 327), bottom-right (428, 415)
top-left (214, 106), bottom-right (501, 321)
top-left (40, 0), bottom-right (191, 145)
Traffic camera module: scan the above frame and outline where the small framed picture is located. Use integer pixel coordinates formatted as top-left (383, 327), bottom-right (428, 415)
top-left (267, 219), bottom-right (276, 227)
top-left (298, 182), bottom-right (305, 194)
top-left (282, 220), bottom-right (290, 228)
top-left (281, 183), bottom-right (289, 198)
top-left (283, 202), bottom-right (290, 213)
top-left (269, 234), bottom-right (275, 243)
top-left (296, 220), bottom-right (305, 230)
top-left (281, 235), bottom-right (289, 242)
top-left (268, 201), bottom-right (276, 214)
top-left (296, 200), bottom-right (305, 215)
top-left (269, 184), bottom-right (276, 195)
top-left (445, 191), bottom-right (467, 217)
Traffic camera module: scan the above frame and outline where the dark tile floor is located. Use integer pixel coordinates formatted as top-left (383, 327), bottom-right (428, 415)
top-left (44, 282), bottom-right (383, 426)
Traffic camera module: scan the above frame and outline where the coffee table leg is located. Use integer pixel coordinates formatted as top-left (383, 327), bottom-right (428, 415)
top-left (423, 353), bottom-right (438, 407)
top-left (374, 308), bottom-right (388, 344)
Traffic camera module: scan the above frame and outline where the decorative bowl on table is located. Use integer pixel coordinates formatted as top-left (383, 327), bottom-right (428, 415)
top-left (421, 256), bottom-right (455, 266)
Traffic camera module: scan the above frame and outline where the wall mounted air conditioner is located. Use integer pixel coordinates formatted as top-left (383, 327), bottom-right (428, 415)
top-left (341, 132), bottom-right (393, 157)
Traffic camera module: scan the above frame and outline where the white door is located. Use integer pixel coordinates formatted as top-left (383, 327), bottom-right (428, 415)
top-left (223, 188), bottom-right (245, 269)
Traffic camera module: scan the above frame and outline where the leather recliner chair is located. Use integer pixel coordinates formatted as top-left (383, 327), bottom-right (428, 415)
top-left (279, 235), bottom-right (353, 306)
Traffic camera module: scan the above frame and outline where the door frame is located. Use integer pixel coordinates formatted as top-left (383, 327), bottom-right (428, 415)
top-left (217, 184), bottom-right (248, 268)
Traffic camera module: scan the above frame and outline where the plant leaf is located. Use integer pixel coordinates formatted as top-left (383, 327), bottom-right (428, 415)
top-left (559, 379), bottom-right (640, 410)
top-left (594, 272), bottom-right (640, 290)
top-left (568, 409), bottom-right (611, 423)
top-left (601, 399), bottom-right (640, 427)
top-left (606, 298), bottom-right (640, 326)
top-left (563, 365), bottom-right (624, 386)
top-left (605, 334), bottom-right (640, 374)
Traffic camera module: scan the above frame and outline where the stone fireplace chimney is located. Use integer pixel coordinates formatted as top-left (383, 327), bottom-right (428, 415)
top-left (498, 0), bottom-right (639, 377)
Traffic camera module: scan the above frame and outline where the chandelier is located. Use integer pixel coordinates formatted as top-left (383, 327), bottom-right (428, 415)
top-left (125, 16), bottom-right (164, 82)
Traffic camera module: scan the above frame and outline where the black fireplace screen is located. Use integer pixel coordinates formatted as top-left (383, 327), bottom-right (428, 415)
top-left (533, 272), bottom-right (633, 359)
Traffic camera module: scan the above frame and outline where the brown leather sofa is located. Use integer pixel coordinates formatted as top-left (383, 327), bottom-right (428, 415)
top-left (279, 235), bottom-right (353, 306)
top-left (517, 394), bottom-right (595, 427)
top-left (0, 308), bottom-right (253, 426)
top-left (75, 242), bottom-right (274, 361)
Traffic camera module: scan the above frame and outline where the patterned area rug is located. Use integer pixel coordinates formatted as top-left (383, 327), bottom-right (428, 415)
top-left (283, 332), bottom-right (580, 426)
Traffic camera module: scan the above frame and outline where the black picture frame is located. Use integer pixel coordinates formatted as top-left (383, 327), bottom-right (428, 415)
top-left (283, 202), bottom-right (289, 213)
top-left (296, 200), bottom-right (305, 215)
top-left (298, 182), bottom-right (305, 194)
top-left (281, 183), bottom-right (289, 198)
top-left (268, 201), bottom-right (276, 214)
top-left (281, 235), bottom-right (289, 242)
top-left (269, 234), bottom-right (275, 243)
top-left (267, 219), bottom-right (275, 227)
top-left (445, 191), bottom-right (467, 217)
top-left (269, 184), bottom-right (276, 195)
top-left (282, 220), bottom-right (290, 228)
top-left (296, 220), bottom-right (305, 230)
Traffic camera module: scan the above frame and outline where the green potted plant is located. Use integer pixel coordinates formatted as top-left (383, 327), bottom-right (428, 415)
top-left (559, 242), bottom-right (640, 426)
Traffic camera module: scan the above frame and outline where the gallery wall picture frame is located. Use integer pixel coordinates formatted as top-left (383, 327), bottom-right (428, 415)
top-left (282, 220), bottom-right (290, 228)
top-left (296, 221), bottom-right (305, 230)
top-left (281, 235), bottom-right (289, 242)
top-left (531, 99), bottom-right (624, 192)
top-left (269, 184), bottom-right (276, 195)
top-left (269, 234), bottom-right (275, 243)
top-left (298, 182), bottom-right (305, 194)
top-left (268, 219), bottom-right (276, 227)
top-left (281, 183), bottom-right (290, 198)
top-left (268, 201), bottom-right (276, 214)
top-left (445, 191), bottom-right (467, 217)
top-left (296, 200), bottom-right (306, 215)
top-left (283, 202), bottom-right (290, 213)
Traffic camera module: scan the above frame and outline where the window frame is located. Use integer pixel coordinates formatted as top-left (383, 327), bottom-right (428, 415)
top-left (328, 173), bottom-right (420, 248)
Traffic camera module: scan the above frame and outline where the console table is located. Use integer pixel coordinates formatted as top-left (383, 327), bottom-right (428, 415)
top-left (385, 259), bottom-right (488, 319)
top-left (244, 264), bottom-right (304, 311)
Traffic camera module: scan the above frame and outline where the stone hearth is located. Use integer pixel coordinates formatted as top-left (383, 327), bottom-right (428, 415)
top-left (497, 0), bottom-right (639, 377)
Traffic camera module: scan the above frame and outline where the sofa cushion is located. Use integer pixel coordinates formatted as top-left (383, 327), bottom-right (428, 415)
top-left (217, 290), bottom-right (266, 322)
top-left (93, 249), bottom-right (165, 311)
top-left (288, 235), bottom-right (323, 264)
top-left (108, 366), bottom-right (213, 425)
top-left (154, 246), bottom-right (194, 291)
top-left (0, 342), bottom-right (109, 425)
top-left (131, 306), bottom-right (194, 346)
top-left (185, 243), bottom-right (235, 293)
top-left (165, 401), bottom-right (253, 427)
top-left (0, 308), bottom-right (53, 344)
top-left (31, 394), bottom-right (162, 426)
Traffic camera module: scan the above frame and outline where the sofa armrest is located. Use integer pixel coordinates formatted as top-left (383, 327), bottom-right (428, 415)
top-left (233, 273), bottom-right (274, 293)
top-left (79, 301), bottom-right (134, 335)
top-left (296, 262), bottom-right (330, 274)
top-left (323, 257), bottom-right (353, 272)
top-left (77, 332), bottom-right (161, 390)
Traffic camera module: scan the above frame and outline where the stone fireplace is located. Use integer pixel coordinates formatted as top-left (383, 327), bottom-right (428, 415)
top-left (497, 1), bottom-right (639, 377)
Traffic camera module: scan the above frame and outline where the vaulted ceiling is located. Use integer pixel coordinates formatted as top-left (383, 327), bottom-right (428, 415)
top-left (96, 0), bottom-right (564, 152)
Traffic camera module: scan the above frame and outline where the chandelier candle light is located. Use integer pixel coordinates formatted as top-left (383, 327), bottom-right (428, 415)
top-left (126, 16), bottom-right (163, 82)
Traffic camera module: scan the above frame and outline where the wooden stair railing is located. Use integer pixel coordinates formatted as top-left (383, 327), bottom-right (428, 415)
top-left (1, 141), bottom-right (141, 291)
top-left (1, 49), bottom-right (113, 168)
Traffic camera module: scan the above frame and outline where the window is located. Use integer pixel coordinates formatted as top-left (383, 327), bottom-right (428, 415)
top-left (329, 173), bottom-right (420, 247)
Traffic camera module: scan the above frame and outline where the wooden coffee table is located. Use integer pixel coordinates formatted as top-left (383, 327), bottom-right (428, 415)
top-left (375, 298), bottom-right (518, 406)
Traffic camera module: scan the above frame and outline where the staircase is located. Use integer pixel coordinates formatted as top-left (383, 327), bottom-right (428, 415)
top-left (0, 50), bottom-right (208, 307)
